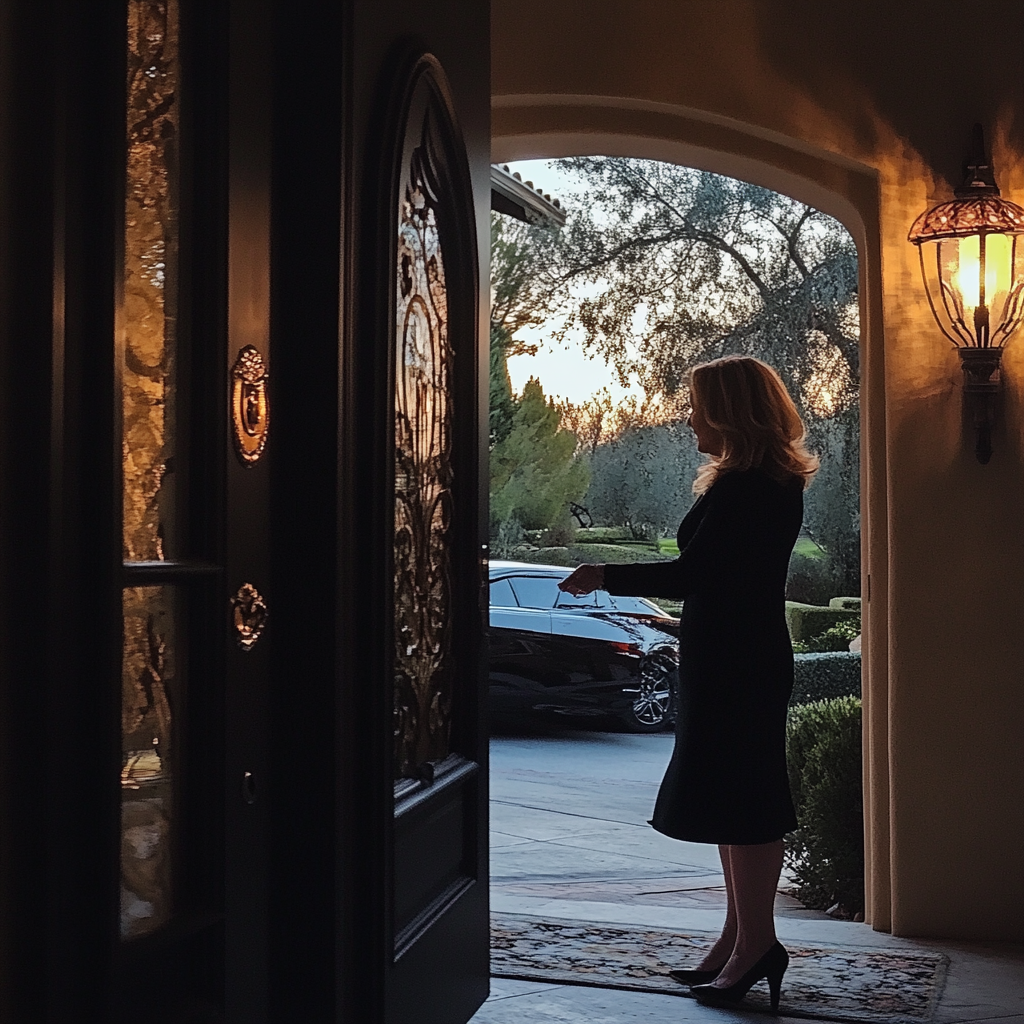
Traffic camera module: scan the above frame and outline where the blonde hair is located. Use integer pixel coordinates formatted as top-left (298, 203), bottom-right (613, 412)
top-left (690, 356), bottom-right (818, 494)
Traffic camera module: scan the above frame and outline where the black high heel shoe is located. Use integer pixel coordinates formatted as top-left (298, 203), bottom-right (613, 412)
top-left (667, 964), bottom-right (723, 986)
top-left (691, 941), bottom-right (788, 1012)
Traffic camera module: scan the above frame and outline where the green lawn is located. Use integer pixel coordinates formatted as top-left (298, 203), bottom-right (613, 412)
top-left (655, 535), bottom-right (824, 559)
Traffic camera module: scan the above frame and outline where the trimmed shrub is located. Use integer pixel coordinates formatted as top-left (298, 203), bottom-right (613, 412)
top-left (786, 551), bottom-right (836, 605)
top-left (568, 543), bottom-right (671, 565)
top-left (541, 517), bottom-right (577, 548)
top-left (785, 697), bottom-right (864, 916)
top-left (785, 602), bottom-right (859, 643)
top-left (804, 620), bottom-right (861, 653)
top-left (829, 596), bottom-right (862, 611)
top-left (792, 652), bottom-right (861, 705)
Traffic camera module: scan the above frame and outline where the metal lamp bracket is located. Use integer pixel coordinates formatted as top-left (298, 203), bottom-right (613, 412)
top-left (958, 347), bottom-right (1002, 464)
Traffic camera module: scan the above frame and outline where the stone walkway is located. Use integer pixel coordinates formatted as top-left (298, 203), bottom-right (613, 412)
top-left (470, 731), bottom-right (1024, 1024)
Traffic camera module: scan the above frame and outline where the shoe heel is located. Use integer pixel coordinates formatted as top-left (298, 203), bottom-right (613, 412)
top-left (766, 944), bottom-right (788, 1012)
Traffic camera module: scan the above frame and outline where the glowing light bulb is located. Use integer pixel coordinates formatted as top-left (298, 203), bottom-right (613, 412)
top-left (953, 233), bottom-right (1012, 313)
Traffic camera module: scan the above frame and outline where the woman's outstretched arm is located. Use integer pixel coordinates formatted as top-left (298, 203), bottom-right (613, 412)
top-left (561, 475), bottom-right (745, 600)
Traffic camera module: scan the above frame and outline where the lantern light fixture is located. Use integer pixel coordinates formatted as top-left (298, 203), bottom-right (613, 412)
top-left (908, 124), bottom-right (1024, 463)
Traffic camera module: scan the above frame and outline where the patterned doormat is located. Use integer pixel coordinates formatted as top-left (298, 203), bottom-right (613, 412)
top-left (491, 915), bottom-right (948, 1023)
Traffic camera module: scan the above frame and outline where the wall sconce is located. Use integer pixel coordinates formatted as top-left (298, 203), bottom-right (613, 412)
top-left (908, 125), bottom-right (1024, 463)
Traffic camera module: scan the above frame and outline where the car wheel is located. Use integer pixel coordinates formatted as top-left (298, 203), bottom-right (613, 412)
top-left (620, 654), bottom-right (676, 732)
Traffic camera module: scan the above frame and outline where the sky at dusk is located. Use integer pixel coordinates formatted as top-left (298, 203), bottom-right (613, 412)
top-left (501, 159), bottom-right (647, 408)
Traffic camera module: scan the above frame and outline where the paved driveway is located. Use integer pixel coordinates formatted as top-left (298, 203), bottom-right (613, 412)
top-left (488, 729), bottom-right (820, 924)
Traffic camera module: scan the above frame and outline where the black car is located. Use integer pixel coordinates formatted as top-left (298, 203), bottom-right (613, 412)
top-left (487, 560), bottom-right (680, 731)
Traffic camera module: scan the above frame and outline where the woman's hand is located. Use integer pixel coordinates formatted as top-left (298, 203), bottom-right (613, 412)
top-left (558, 563), bottom-right (605, 597)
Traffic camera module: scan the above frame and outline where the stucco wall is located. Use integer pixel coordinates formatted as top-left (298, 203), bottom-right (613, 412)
top-left (492, 0), bottom-right (1024, 941)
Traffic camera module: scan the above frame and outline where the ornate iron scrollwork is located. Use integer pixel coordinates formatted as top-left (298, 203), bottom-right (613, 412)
top-left (231, 345), bottom-right (269, 466)
top-left (230, 582), bottom-right (268, 651)
top-left (393, 128), bottom-right (455, 781)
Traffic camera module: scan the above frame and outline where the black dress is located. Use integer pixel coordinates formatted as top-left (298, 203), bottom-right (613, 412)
top-left (603, 467), bottom-right (801, 845)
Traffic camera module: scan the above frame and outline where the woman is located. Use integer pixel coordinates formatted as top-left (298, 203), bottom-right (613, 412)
top-left (559, 356), bottom-right (817, 1012)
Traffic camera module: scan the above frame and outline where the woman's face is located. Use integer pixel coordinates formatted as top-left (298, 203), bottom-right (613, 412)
top-left (688, 393), bottom-right (724, 456)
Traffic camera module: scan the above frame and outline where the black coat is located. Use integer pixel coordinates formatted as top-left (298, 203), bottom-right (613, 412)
top-left (603, 467), bottom-right (802, 845)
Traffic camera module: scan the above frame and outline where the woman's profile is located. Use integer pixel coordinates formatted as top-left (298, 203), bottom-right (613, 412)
top-left (559, 355), bottom-right (818, 1011)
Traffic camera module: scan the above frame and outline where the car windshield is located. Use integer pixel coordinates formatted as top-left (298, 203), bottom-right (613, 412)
top-left (508, 575), bottom-right (561, 610)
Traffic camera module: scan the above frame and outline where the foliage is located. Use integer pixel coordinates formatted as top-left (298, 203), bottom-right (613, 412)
top-left (489, 323), bottom-right (518, 447)
top-left (543, 157), bottom-right (859, 420)
top-left (569, 542), bottom-right (670, 564)
top-left (489, 213), bottom-right (590, 538)
top-left (804, 620), bottom-right (861, 653)
top-left (787, 551), bottom-right (840, 605)
top-left (558, 389), bottom-right (666, 454)
top-left (803, 405), bottom-right (860, 597)
top-left (489, 214), bottom-right (562, 446)
top-left (489, 378), bottom-right (590, 533)
top-left (584, 422), bottom-right (702, 540)
top-left (541, 518), bottom-right (578, 548)
top-left (491, 514), bottom-right (527, 560)
top-left (791, 652), bottom-right (861, 704)
top-left (785, 697), bottom-right (864, 915)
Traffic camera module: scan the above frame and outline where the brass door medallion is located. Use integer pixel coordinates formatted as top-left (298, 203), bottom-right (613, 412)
top-left (231, 345), bottom-right (269, 465)
top-left (230, 583), bottom-right (268, 651)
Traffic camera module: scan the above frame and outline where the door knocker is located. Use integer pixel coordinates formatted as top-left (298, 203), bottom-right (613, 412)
top-left (230, 582), bottom-right (268, 651)
top-left (231, 345), bottom-right (269, 465)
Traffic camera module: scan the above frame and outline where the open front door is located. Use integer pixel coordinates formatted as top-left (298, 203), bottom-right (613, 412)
top-left (378, 55), bottom-right (490, 1024)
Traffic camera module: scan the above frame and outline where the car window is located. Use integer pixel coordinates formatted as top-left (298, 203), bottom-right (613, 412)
top-left (489, 578), bottom-right (518, 607)
top-left (555, 588), bottom-right (612, 609)
top-left (508, 575), bottom-right (560, 610)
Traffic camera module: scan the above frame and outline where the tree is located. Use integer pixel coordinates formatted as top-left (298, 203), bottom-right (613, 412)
top-left (541, 158), bottom-right (859, 421)
top-left (489, 213), bottom-right (563, 445)
top-left (488, 211), bottom-right (590, 541)
top-left (585, 423), bottom-right (701, 540)
top-left (489, 377), bottom-right (590, 532)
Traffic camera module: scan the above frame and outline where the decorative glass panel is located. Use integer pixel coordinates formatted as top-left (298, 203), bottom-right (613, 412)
top-left (123, 0), bottom-right (179, 561)
top-left (121, 0), bottom-right (180, 943)
top-left (393, 146), bottom-right (455, 780)
top-left (121, 586), bottom-right (178, 939)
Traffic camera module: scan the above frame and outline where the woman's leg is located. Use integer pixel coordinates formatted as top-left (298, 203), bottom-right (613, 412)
top-left (711, 840), bottom-right (783, 987)
top-left (696, 844), bottom-right (737, 970)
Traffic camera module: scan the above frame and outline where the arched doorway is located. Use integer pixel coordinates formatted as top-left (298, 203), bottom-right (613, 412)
top-left (491, 103), bottom-right (892, 932)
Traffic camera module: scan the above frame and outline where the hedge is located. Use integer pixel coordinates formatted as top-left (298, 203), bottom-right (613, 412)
top-left (829, 596), bottom-right (862, 611)
top-left (785, 601), bottom-right (859, 642)
top-left (791, 652), bottom-right (861, 706)
top-left (786, 697), bottom-right (864, 915)
top-left (574, 527), bottom-right (631, 543)
top-left (569, 543), bottom-right (671, 564)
